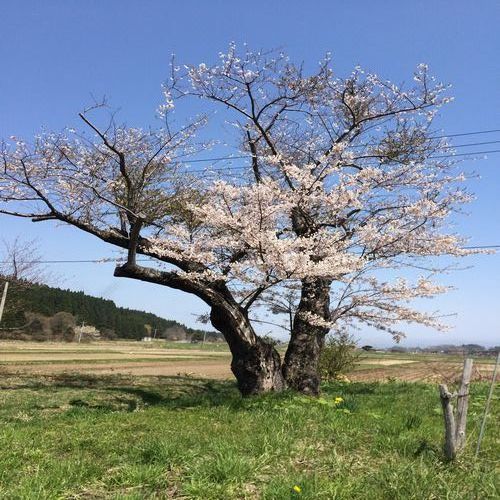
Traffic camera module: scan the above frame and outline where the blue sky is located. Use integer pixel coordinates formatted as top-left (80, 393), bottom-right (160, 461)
top-left (1, 1), bottom-right (499, 346)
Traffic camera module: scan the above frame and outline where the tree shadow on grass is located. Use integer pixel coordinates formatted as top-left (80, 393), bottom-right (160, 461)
top-left (0, 371), bottom-right (243, 413)
top-left (108, 378), bottom-right (242, 410)
top-left (2, 372), bottom-right (413, 414)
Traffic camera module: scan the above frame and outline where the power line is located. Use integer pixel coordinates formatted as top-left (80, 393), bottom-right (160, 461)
top-left (452, 140), bottom-right (500, 148)
top-left (0, 258), bottom-right (150, 264)
top-left (8, 258), bottom-right (157, 265)
top-left (176, 155), bottom-right (247, 164)
top-left (168, 128), bottom-right (500, 168)
top-left (175, 148), bottom-right (500, 169)
top-left (464, 245), bottom-right (500, 249)
top-left (1, 245), bottom-right (498, 265)
top-left (430, 149), bottom-right (500, 159)
top-left (430, 128), bottom-right (500, 139)
top-left (178, 148), bottom-right (500, 174)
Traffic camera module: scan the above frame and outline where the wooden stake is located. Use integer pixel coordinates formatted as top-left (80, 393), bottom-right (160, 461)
top-left (455, 358), bottom-right (473, 450)
top-left (439, 384), bottom-right (457, 460)
top-left (439, 358), bottom-right (473, 460)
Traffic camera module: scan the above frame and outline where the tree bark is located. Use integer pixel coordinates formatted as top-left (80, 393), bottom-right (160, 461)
top-left (282, 278), bottom-right (331, 395)
top-left (210, 301), bottom-right (286, 396)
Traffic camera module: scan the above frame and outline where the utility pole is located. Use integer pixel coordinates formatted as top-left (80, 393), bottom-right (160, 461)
top-left (78, 321), bottom-right (84, 343)
top-left (0, 281), bottom-right (9, 324)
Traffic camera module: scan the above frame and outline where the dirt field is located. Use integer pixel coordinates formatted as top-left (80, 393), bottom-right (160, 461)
top-left (0, 340), bottom-right (232, 378)
top-left (0, 340), bottom-right (495, 383)
top-left (349, 361), bottom-right (495, 383)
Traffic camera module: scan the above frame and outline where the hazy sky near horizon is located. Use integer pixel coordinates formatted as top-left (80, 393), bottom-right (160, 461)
top-left (1, 1), bottom-right (499, 346)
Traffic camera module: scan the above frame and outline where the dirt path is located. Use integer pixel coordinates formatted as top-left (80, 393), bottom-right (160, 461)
top-left (357, 359), bottom-right (417, 366)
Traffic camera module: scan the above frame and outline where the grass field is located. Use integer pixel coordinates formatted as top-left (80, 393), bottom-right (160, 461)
top-left (0, 341), bottom-right (498, 498)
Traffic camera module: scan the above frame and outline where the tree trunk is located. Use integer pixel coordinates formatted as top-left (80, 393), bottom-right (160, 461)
top-left (210, 301), bottom-right (286, 396)
top-left (230, 337), bottom-right (285, 396)
top-left (283, 278), bottom-right (331, 395)
top-left (114, 263), bottom-right (286, 396)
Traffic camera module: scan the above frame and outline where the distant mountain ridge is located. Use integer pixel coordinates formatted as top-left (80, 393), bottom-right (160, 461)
top-left (1, 280), bottom-right (217, 341)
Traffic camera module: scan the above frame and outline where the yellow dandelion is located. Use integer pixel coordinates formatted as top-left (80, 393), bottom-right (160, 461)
top-left (293, 485), bottom-right (302, 493)
top-left (334, 397), bottom-right (344, 404)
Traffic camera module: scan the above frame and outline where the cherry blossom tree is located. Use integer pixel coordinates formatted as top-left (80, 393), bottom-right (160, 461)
top-left (0, 47), bottom-right (476, 395)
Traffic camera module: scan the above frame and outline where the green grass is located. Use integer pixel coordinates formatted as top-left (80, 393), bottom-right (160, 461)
top-left (0, 373), bottom-right (498, 499)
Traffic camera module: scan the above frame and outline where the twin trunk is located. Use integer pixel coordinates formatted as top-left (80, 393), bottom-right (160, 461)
top-left (114, 263), bottom-right (330, 396)
top-left (210, 279), bottom-right (331, 396)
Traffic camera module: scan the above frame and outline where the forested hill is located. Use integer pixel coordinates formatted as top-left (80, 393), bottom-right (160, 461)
top-left (2, 281), bottom-right (214, 340)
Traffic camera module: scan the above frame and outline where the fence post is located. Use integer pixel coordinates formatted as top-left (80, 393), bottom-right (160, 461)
top-left (439, 358), bottom-right (473, 460)
top-left (439, 384), bottom-right (457, 460)
top-left (455, 358), bottom-right (473, 451)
